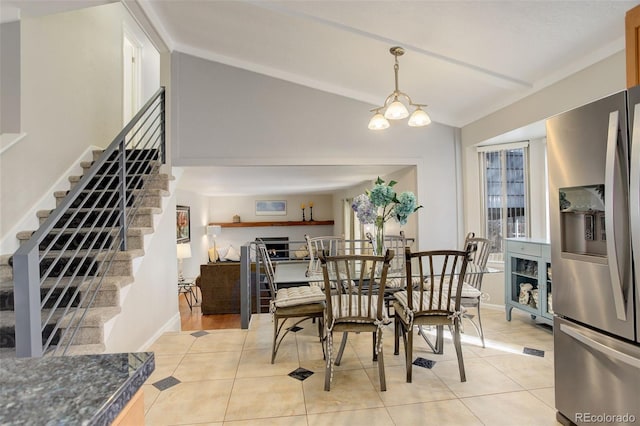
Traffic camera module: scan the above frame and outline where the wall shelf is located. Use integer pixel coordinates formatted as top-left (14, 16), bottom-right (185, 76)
top-left (209, 220), bottom-right (334, 228)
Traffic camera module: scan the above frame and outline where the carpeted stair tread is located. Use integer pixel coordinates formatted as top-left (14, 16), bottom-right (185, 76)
top-left (0, 309), bottom-right (66, 328)
top-left (53, 187), bottom-right (169, 198)
top-left (56, 343), bottom-right (106, 356)
top-left (16, 227), bottom-right (153, 241)
top-left (0, 280), bottom-right (13, 290)
top-left (37, 206), bottom-right (162, 218)
top-left (38, 248), bottom-right (144, 260)
top-left (56, 306), bottom-right (121, 328)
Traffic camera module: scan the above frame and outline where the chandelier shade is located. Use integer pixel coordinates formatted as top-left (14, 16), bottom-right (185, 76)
top-left (369, 46), bottom-right (431, 130)
top-left (368, 111), bottom-right (390, 130)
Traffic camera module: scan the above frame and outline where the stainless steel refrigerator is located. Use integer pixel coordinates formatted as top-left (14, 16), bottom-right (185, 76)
top-left (547, 88), bottom-right (640, 425)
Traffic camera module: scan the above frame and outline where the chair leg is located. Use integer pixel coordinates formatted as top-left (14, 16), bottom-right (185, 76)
top-left (477, 304), bottom-right (485, 348)
top-left (394, 314), bottom-right (400, 355)
top-left (376, 331), bottom-right (386, 391)
top-left (406, 323), bottom-right (413, 383)
top-left (324, 330), bottom-right (332, 391)
top-left (334, 332), bottom-right (348, 366)
top-left (372, 331), bottom-right (377, 362)
top-left (271, 316), bottom-right (279, 364)
top-left (452, 319), bottom-right (467, 382)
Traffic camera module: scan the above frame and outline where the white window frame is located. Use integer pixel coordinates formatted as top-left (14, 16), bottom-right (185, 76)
top-left (478, 141), bottom-right (531, 262)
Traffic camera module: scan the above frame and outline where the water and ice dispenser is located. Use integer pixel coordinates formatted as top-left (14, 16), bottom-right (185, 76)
top-left (559, 185), bottom-right (607, 257)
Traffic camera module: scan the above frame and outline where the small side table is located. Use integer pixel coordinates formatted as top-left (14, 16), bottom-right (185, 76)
top-left (178, 278), bottom-right (199, 311)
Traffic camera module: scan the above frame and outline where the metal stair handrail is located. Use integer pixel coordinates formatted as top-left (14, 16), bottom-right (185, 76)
top-left (12, 87), bottom-right (165, 357)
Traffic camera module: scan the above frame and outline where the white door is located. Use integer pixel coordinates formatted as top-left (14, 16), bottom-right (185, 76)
top-left (123, 31), bottom-right (141, 127)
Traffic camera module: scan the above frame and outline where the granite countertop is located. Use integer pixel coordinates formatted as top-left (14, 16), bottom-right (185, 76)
top-left (0, 352), bottom-right (154, 426)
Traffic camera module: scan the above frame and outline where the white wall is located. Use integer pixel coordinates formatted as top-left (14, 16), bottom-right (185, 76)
top-left (171, 52), bottom-right (463, 251)
top-left (105, 185), bottom-right (181, 352)
top-left (0, 3), bottom-right (160, 242)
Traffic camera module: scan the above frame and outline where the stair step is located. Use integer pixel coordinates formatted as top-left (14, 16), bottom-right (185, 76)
top-left (80, 159), bottom-right (162, 171)
top-left (0, 309), bottom-right (66, 348)
top-left (37, 206), bottom-right (161, 228)
top-left (0, 306), bottom-right (121, 348)
top-left (69, 173), bottom-right (170, 191)
top-left (16, 227), bottom-right (152, 251)
top-left (55, 343), bottom-right (105, 356)
top-left (0, 255), bottom-right (12, 282)
top-left (54, 188), bottom-right (168, 209)
top-left (1, 276), bottom-right (133, 311)
top-left (0, 279), bottom-right (81, 311)
top-left (92, 148), bottom-right (160, 162)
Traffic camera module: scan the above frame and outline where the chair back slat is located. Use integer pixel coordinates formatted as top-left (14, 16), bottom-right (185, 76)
top-left (462, 232), bottom-right (491, 291)
top-left (305, 234), bottom-right (345, 277)
top-left (257, 243), bottom-right (277, 298)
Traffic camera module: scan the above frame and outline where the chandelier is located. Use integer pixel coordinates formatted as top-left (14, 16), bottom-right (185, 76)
top-left (368, 46), bottom-right (431, 130)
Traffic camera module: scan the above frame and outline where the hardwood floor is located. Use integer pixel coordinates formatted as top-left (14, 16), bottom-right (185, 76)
top-left (178, 287), bottom-right (241, 331)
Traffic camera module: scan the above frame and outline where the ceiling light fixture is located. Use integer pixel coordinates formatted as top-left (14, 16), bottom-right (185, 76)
top-left (368, 46), bottom-right (431, 130)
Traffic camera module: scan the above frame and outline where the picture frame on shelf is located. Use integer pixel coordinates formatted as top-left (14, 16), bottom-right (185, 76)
top-left (255, 200), bottom-right (287, 216)
top-left (176, 205), bottom-right (191, 243)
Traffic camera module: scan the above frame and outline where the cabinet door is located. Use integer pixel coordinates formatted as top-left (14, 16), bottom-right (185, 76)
top-left (508, 253), bottom-right (541, 315)
top-left (626, 4), bottom-right (640, 87)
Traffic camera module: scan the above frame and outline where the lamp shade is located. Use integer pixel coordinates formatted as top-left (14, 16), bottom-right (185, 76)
top-left (408, 108), bottom-right (432, 127)
top-left (384, 99), bottom-right (409, 120)
top-left (368, 112), bottom-right (390, 130)
top-left (176, 243), bottom-right (192, 259)
top-left (206, 225), bottom-right (222, 237)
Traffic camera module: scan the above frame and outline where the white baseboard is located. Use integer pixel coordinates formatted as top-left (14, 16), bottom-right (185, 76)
top-left (138, 312), bottom-right (181, 352)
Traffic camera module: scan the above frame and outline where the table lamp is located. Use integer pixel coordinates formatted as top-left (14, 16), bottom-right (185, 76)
top-left (176, 242), bottom-right (192, 282)
top-left (206, 225), bottom-right (222, 262)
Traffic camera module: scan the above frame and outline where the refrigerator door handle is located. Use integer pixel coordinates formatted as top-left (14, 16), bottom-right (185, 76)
top-left (631, 105), bottom-right (640, 279)
top-left (560, 323), bottom-right (640, 369)
top-left (605, 110), bottom-right (627, 321)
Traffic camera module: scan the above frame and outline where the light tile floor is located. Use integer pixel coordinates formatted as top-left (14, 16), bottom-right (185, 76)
top-left (143, 308), bottom-right (560, 425)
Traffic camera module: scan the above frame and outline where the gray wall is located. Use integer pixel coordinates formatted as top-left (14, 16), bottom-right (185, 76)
top-left (1, 21), bottom-right (20, 134)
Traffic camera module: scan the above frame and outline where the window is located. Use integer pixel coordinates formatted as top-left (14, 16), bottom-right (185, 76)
top-left (479, 142), bottom-right (530, 259)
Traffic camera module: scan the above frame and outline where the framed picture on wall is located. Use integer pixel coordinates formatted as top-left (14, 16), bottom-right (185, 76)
top-left (255, 200), bottom-right (287, 216)
top-left (176, 205), bottom-right (191, 243)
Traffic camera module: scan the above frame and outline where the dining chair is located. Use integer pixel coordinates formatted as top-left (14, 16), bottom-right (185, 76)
top-left (304, 234), bottom-right (345, 287)
top-left (459, 232), bottom-right (491, 347)
top-left (257, 244), bottom-right (326, 364)
top-left (319, 250), bottom-right (394, 391)
top-left (393, 246), bottom-right (471, 383)
top-left (415, 232), bottom-right (491, 350)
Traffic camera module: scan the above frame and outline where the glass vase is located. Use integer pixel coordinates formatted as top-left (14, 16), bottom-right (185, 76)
top-left (373, 216), bottom-right (385, 256)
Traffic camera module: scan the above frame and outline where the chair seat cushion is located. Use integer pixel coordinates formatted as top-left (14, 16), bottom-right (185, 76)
top-left (386, 275), bottom-right (424, 289)
top-left (329, 294), bottom-right (390, 324)
top-left (274, 285), bottom-right (325, 308)
top-left (393, 290), bottom-right (466, 314)
top-left (425, 277), bottom-right (482, 299)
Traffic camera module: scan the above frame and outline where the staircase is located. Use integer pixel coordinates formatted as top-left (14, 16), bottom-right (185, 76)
top-left (1, 88), bottom-right (167, 357)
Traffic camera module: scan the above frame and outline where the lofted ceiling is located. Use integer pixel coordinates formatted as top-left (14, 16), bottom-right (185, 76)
top-left (5, 0), bottom-right (636, 195)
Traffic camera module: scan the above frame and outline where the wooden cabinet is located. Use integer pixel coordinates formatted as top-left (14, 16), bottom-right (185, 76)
top-left (505, 238), bottom-right (553, 326)
top-left (626, 4), bottom-right (640, 88)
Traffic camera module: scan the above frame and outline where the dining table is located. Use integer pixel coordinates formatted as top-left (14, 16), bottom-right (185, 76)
top-left (271, 257), bottom-right (495, 355)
